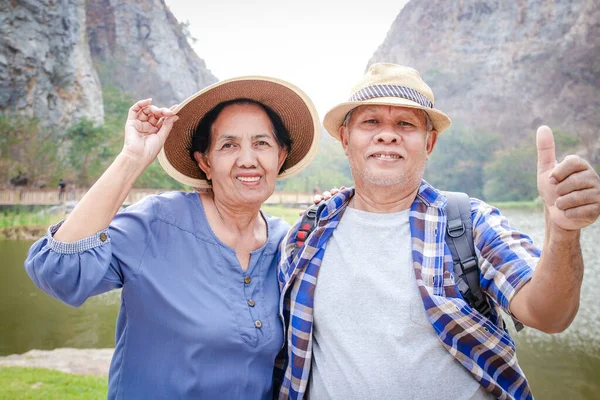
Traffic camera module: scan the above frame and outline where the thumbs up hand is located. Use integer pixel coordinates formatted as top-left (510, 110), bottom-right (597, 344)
top-left (537, 126), bottom-right (600, 231)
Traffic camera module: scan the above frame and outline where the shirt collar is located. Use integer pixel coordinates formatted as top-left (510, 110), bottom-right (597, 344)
top-left (319, 179), bottom-right (446, 221)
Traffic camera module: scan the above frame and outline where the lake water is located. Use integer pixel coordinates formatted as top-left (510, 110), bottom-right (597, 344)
top-left (0, 210), bottom-right (598, 399)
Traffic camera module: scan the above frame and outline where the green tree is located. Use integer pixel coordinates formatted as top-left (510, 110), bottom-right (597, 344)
top-left (0, 115), bottom-right (64, 188)
top-left (425, 125), bottom-right (500, 199)
top-left (65, 118), bottom-right (110, 186)
top-left (483, 146), bottom-right (538, 201)
top-left (279, 135), bottom-right (353, 192)
top-left (135, 160), bottom-right (186, 190)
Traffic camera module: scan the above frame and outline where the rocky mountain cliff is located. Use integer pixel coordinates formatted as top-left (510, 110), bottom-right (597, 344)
top-left (86, 0), bottom-right (217, 107)
top-left (0, 0), bottom-right (216, 127)
top-left (0, 0), bottom-right (103, 126)
top-left (369, 0), bottom-right (599, 162)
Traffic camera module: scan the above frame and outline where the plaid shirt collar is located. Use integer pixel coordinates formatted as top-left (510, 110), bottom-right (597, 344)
top-left (276, 180), bottom-right (532, 400)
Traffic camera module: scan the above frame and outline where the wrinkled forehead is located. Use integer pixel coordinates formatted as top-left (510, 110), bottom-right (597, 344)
top-left (354, 104), bottom-right (423, 116)
top-left (349, 104), bottom-right (427, 125)
top-left (211, 103), bottom-right (274, 136)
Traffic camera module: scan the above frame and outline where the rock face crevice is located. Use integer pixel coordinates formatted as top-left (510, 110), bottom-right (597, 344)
top-left (86, 0), bottom-right (218, 107)
top-left (0, 0), bottom-right (104, 127)
top-left (369, 0), bottom-right (599, 162)
top-left (1, 0), bottom-right (217, 127)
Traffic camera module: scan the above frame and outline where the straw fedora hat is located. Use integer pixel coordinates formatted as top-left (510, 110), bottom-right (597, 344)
top-left (158, 76), bottom-right (320, 189)
top-left (323, 63), bottom-right (451, 140)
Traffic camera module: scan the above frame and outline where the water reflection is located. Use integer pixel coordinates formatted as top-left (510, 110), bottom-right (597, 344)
top-left (0, 240), bottom-right (120, 355)
top-left (501, 209), bottom-right (600, 399)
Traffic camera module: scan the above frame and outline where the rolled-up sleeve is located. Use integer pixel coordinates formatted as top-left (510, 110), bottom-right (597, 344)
top-left (24, 196), bottom-right (157, 307)
top-left (471, 199), bottom-right (541, 314)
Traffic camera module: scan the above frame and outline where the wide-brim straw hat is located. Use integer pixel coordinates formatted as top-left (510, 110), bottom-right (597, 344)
top-left (158, 76), bottom-right (320, 189)
top-left (323, 63), bottom-right (451, 140)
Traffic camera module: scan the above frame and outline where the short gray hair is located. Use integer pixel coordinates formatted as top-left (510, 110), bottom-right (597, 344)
top-left (342, 108), bottom-right (355, 127)
top-left (342, 107), bottom-right (433, 132)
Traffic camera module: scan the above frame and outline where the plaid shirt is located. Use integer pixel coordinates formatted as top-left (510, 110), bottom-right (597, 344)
top-left (276, 181), bottom-right (540, 400)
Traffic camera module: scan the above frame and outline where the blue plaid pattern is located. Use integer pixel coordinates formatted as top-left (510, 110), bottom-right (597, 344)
top-left (276, 181), bottom-right (539, 400)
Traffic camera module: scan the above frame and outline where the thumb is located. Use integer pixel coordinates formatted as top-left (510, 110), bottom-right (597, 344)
top-left (536, 125), bottom-right (556, 175)
top-left (157, 115), bottom-right (179, 143)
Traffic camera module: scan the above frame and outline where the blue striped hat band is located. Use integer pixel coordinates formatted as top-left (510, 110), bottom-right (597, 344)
top-left (349, 84), bottom-right (433, 109)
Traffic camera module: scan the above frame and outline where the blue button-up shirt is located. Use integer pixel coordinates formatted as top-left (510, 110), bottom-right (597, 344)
top-left (25, 191), bottom-right (288, 399)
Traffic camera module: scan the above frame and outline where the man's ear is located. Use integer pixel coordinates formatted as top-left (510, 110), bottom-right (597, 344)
top-left (194, 151), bottom-right (211, 180)
top-left (426, 130), bottom-right (438, 157)
top-left (339, 126), bottom-right (350, 156)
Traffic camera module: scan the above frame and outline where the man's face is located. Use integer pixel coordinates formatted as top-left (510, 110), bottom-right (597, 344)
top-left (339, 105), bottom-right (437, 190)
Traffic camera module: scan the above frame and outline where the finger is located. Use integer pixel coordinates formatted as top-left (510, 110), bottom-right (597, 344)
top-left (555, 188), bottom-right (600, 210)
top-left (128, 98), bottom-right (152, 120)
top-left (536, 125), bottom-right (556, 175)
top-left (137, 107), bottom-right (149, 122)
top-left (155, 116), bottom-right (165, 132)
top-left (298, 210), bottom-right (305, 216)
top-left (160, 107), bottom-right (175, 117)
top-left (156, 115), bottom-right (179, 143)
top-left (132, 119), bottom-right (159, 134)
top-left (340, 185), bottom-right (346, 190)
top-left (555, 168), bottom-right (596, 196)
top-left (144, 105), bottom-right (163, 119)
top-left (313, 194), bottom-right (323, 204)
top-left (147, 113), bottom-right (159, 126)
top-left (564, 203), bottom-right (600, 222)
top-left (330, 187), bottom-right (339, 195)
top-left (551, 155), bottom-right (592, 184)
top-left (170, 104), bottom-right (179, 111)
top-left (322, 191), bottom-right (332, 200)
top-left (147, 105), bottom-right (174, 118)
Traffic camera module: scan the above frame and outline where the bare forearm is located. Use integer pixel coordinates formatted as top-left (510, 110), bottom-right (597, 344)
top-left (53, 153), bottom-right (146, 242)
top-left (511, 215), bottom-right (583, 333)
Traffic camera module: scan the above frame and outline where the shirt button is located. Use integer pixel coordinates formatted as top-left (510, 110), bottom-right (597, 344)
top-left (247, 299), bottom-right (255, 307)
top-left (254, 320), bottom-right (262, 328)
top-left (244, 276), bottom-right (252, 284)
top-left (99, 233), bottom-right (107, 242)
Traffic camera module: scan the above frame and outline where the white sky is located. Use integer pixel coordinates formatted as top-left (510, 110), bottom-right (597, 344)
top-left (164, 0), bottom-right (409, 117)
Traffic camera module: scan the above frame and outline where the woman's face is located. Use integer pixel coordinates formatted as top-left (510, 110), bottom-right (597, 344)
top-left (195, 103), bottom-right (287, 207)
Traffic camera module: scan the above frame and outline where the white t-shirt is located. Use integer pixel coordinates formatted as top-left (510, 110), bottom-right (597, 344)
top-left (309, 206), bottom-right (492, 399)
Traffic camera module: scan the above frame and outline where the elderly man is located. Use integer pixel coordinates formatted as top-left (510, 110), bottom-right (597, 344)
top-left (276, 63), bottom-right (600, 399)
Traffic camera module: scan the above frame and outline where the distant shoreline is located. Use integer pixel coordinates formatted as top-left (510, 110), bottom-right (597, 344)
top-left (0, 201), bottom-right (543, 241)
top-left (0, 348), bottom-right (113, 376)
top-left (0, 225), bottom-right (47, 241)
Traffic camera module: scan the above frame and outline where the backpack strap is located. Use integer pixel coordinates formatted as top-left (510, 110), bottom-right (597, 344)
top-left (444, 191), bottom-right (523, 332)
top-left (444, 191), bottom-right (490, 316)
top-left (291, 204), bottom-right (319, 260)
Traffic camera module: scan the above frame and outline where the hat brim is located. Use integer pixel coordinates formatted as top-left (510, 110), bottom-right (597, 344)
top-left (323, 97), bottom-right (451, 140)
top-left (158, 76), bottom-right (320, 189)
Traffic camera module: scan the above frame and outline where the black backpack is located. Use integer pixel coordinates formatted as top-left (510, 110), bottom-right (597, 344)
top-left (291, 191), bottom-right (524, 332)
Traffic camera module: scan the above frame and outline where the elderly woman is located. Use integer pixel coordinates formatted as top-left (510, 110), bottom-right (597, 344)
top-left (24, 77), bottom-right (320, 399)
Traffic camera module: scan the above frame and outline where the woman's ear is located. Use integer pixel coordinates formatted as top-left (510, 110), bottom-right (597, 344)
top-left (194, 151), bottom-right (211, 180)
top-left (277, 148), bottom-right (288, 172)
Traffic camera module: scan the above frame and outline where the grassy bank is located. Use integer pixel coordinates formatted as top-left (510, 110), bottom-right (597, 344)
top-left (0, 210), bottom-right (62, 240)
top-left (488, 200), bottom-right (543, 211)
top-left (0, 367), bottom-right (107, 399)
top-left (0, 200), bottom-right (542, 237)
top-left (0, 211), bottom-right (60, 229)
top-left (261, 204), bottom-right (304, 225)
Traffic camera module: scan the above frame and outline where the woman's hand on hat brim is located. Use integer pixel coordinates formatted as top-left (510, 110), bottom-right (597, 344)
top-left (121, 98), bottom-right (179, 169)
